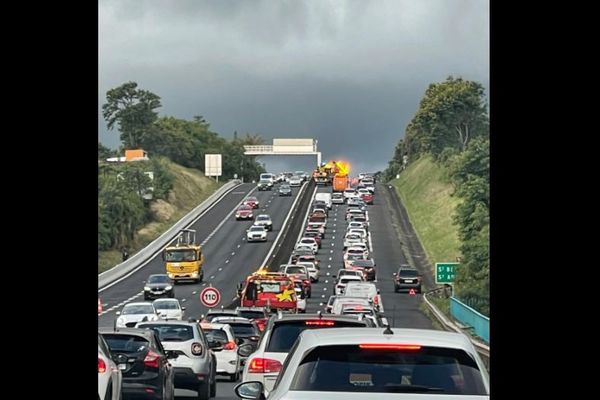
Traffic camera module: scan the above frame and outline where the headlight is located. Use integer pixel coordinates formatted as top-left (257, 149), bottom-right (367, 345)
top-left (144, 286), bottom-right (150, 291)
top-left (165, 285), bottom-right (172, 291)
top-left (235, 214), bottom-right (240, 218)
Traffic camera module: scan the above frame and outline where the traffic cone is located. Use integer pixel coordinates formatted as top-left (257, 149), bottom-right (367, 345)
top-left (409, 289), bottom-right (416, 296)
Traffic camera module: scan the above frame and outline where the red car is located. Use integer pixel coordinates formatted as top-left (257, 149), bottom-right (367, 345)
top-left (236, 205), bottom-right (254, 220)
top-left (244, 196), bottom-right (260, 209)
top-left (361, 193), bottom-right (374, 204)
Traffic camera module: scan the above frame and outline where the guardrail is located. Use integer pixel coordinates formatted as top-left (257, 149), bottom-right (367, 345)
top-left (450, 297), bottom-right (490, 344)
top-left (98, 180), bottom-right (242, 291)
top-left (423, 287), bottom-right (490, 371)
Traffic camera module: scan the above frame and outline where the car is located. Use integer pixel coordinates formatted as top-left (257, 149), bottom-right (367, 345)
top-left (330, 296), bottom-right (373, 315)
top-left (345, 208), bottom-right (365, 220)
top-left (334, 274), bottom-right (363, 295)
top-left (204, 308), bottom-right (239, 322)
top-left (244, 196), bottom-right (260, 209)
top-left (293, 281), bottom-right (307, 313)
top-left (297, 237), bottom-right (318, 253)
top-left (200, 321), bottom-right (241, 382)
top-left (153, 298), bottom-right (185, 320)
top-left (294, 243), bottom-right (316, 254)
top-left (257, 179), bottom-right (272, 191)
top-left (254, 214), bottom-right (273, 231)
top-left (393, 265), bottom-right (423, 293)
top-left (360, 192), bottom-right (374, 204)
top-left (278, 184), bottom-right (292, 196)
top-left (99, 327), bottom-right (176, 400)
top-left (144, 274), bottom-right (175, 300)
top-left (301, 230), bottom-right (322, 248)
top-left (98, 333), bottom-right (123, 400)
top-left (288, 175), bottom-right (303, 187)
top-left (344, 282), bottom-right (382, 311)
top-left (331, 192), bottom-right (345, 204)
top-left (280, 264), bottom-right (312, 298)
top-left (294, 171), bottom-right (308, 181)
top-left (236, 328), bottom-right (490, 399)
top-left (347, 220), bottom-right (368, 232)
top-left (115, 302), bottom-right (159, 328)
top-left (235, 205), bottom-right (254, 220)
top-left (343, 188), bottom-right (359, 200)
top-left (239, 313), bottom-right (371, 396)
top-left (297, 261), bottom-right (319, 282)
top-left (344, 245), bottom-right (369, 260)
top-left (211, 317), bottom-right (261, 347)
top-left (343, 233), bottom-right (364, 249)
top-left (235, 307), bottom-right (270, 332)
top-left (323, 295), bottom-right (337, 313)
top-left (247, 225), bottom-right (268, 242)
top-left (259, 173), bottom-right (275, 187)
top-left (135, 320), bottom-right (218, 398)
top-left (348, 258), bottom-right (376, 281)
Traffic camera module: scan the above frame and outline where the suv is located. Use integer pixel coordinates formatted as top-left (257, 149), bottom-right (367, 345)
top-left (393, 265), bottom-right (422, 293)
top-left (257, 179), bottom-right (272, 191)
top-left (99, 328), bottom-right (176, 400)
top-left (241, 313), bottom-right (371, 395)
top-left (254, 214), bottom-right (273, 231)
top-left (136, 320), bottom-right (218, 399)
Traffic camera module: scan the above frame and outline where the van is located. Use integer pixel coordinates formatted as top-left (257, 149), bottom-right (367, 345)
top-left (259, 173), bottom-right (275, 187)
top-left (314, 192), bottom-right (332, 209)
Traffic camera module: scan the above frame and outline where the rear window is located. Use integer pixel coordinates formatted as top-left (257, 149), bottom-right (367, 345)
top-left (204, 328), bottom-right (229, 343)
top-left (238, 311), bottom-right (265, 319)
top-left (266, 321), bottom-right (366, 353)
top-left (399, 269), bottom-right (419, 277)
top-left (289, 345), bottom-right (487, 395)
top-left (102, 334), bottom-right (150, 353)
top-left (137, 324), bottom-right (193, 342)
top-left (228, 323), bottom-right (259, 337)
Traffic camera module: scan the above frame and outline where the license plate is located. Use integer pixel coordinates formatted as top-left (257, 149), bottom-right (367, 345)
top-left (119, 364), bottom-right (127, 370)
top-left (404, 279), bottom-right (413, 283)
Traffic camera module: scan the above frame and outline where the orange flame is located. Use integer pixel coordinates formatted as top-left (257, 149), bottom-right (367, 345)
top-left (333, 161), bottom-right (350, 177)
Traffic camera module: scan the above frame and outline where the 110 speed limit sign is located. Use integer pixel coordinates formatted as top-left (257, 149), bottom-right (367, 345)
top-left (199, 287), bottom-right (221, 308)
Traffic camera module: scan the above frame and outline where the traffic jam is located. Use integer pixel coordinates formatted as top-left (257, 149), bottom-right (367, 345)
top-left (99, 169), bottom-right (490, 400)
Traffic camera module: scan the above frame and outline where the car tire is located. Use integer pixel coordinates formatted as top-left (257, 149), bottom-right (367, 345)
top-left (197, 381), bottom-right (210, 400)
top-left (210, 369), bottom-right (217, 397)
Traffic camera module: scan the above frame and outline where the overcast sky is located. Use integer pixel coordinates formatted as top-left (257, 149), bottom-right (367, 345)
top-left (99, 0), bottom-right (488, 174)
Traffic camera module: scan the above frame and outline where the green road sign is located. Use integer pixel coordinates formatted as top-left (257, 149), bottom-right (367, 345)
top-left (435, 262), bottom-right (459, 284)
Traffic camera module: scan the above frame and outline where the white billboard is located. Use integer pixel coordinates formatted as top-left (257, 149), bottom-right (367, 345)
top-left (205, 154), bottom-right (222, 177)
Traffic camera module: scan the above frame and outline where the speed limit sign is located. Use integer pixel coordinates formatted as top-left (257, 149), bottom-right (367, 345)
top-left (200, 287), bottom-right (221, 308)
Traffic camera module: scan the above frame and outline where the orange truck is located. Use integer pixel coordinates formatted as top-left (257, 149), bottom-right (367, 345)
top-left (333, 175), bottom-right (348, 192)
top-left (239, 271), bottom-right (298, 312)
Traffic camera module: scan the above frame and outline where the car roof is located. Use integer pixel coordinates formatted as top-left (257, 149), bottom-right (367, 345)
top-left (123, 302), bottom-right (154, 307)
top-left (268, 313), bottom-right (368, 325)
top-left (98, 327), bottom-right (157, 338)
top-left (297, 327), bottom-right (475, 351)
top-left (152, 298), bottom-right (179, 303)
top-left (211, 317), bottom-right (253, 323)
top-left (135, 320), bottom-right (196, 327)
top-left (207, 308), bottom-right (237, 314)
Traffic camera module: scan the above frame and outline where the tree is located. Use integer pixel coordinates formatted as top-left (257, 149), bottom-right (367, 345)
top-left (102, 81), bottom-right (162, 149)
top-left (98, 141), bottom-right (115, 160)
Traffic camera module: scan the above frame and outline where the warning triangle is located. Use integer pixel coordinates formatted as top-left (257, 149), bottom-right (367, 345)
top-left (409, 289), bottom-right (416, 295)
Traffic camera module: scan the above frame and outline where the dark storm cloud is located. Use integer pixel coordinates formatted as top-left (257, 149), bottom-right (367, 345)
top-left (99, 0), bottom-right (489, 173)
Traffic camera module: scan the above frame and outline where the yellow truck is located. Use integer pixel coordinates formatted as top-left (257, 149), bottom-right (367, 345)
top-left (162, 229), bottom-right (204, 283)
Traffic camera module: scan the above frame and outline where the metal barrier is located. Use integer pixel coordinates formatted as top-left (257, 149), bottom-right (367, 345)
top-left (423, 287), bottom-right (489, 370)
top-left (450, 297), bottom-right (490, 344)
top-left (98, 180), bottom-right (242, 291)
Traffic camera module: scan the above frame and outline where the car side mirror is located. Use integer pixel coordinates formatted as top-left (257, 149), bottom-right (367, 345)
top-left (235, 381), bottom-right (264, 399)
top-left (238, 343), bottom-right (257, 357)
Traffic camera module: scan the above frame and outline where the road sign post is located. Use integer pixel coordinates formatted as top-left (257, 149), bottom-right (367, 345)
top-left (435, 262), bottom-right (460, 285)
top-left (199, 287), bottom-right (221, 308)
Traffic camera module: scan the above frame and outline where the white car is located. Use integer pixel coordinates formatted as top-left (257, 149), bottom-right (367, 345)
top-left (115, 302), bottom-right (159, 328)
top-left (345, 208), bottom-right (365, 220)
top-left (330, 296), bottom-right (373, 315)
top-left (294, 243), bottom-right (316, 254)
top-left (343, 188), bottom-right (359, 200)
top-left (153, 298), bottom-right (185, 320)
top-left (294, 286), bottom-right (307, 313)
top-left (347, 228), bottom-right (368, 241)
top-left (297, 261), bottom-right (319, 282)
top-left (247, 225), bottom-right (268, 242)
top-left (200, 322), bottom-right (241, 381)
top-left (297, 237), bottom-right (318, 253)
top-left (344, 246), bottom-right (369, 260)
top-left (347, 220), bottom-right (367, 232)
top-left (334, 275), bottom-right (363, 295)
top-left (98, 333), bottom-right (123, 400)
top-left (344, 281), bottom-right (382, 312)
top-left (289, 175), bottom-right (303, 186)
top-left (236, 328), bottom-right (490, 399)
top-left (254, 214), bottom-right (273, 231)
top-left (343, 233), bottom-right (364, 249)
top-left (331, 193), bottom-right (345, 204)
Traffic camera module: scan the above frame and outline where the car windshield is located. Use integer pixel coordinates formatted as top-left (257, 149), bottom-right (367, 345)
top-left (280, 185), bottom-right (290, 190)
top-left (400, 269), bottom-right (419, 277)
top-left (353, 260), bottom-right (374, 267)
top-left (250, 226), bottom-right (264, 232)
top-left (286, 267), bottom-right (305, 274)
top-left (289, 345), bottom-right (487, 395)
top-left (137, 324), bottom-right (193, 341)
top-left (122, 305), bottom-right (154, 315)
top-left (257, 216), bottom-right (269, 221)
top-left (266, 321), bottom-right (365, 353)
top-left (164, 250), bottom-right (196, 262)
top-left (148, 275), bottom-right (170, 284)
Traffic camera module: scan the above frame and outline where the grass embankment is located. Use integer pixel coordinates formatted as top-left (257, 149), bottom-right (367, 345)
top-left (98, 162), bottom-right (220, 273)
top-left (390, 156), bottom-right (461, 272)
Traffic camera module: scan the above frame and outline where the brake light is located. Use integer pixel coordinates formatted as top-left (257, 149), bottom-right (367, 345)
top-left (303, 279), bottom-right (310, 285)
top-left (191, 342), bottom-right (203, 356)
top-left (223, 341), bottom-right (236, 350)
top-left (373, 296), bottom-right (379, 305)
top-left (359, 344), bottom-right (421, 350)
top-left (144, 351), bottom-right (161, 368)
top-left (248, 357), bottom-right (282, 373)
top-left (305, 320), bottom-right (335, 326)
top-left (98, 357), bottom-right (107, 373)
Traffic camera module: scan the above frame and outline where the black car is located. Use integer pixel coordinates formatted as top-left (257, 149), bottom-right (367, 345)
top-left (100, 328), bottom-right (176, 400)
top-left (144, 274), bottom-right (175, 300)
top-left (349, 258), bottom-right (377, 281)
top-left (393, 265), bottom-right (422, 293)
top-left (278, 184), bottom-right (292, 196)
top-left (257, 179), bottom-right (272, 191)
